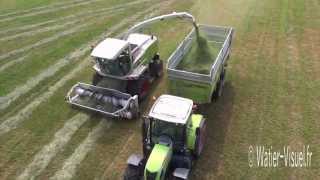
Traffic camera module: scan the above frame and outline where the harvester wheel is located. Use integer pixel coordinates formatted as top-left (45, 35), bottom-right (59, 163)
top-left (150, 59), bottom-right (163, 78)
top-left (194, 119), bottom-right (207, 158)
top-left (155, 59), bottom-right (163, 78)
top-left (123, 165), bottom-right (141, 180)
top-left (127, 76), bottom-right (150, 101)
top-left (92, 72), bottom-right (103, 86)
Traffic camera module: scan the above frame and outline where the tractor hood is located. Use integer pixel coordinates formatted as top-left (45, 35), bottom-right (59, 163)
top-left (145, 144), bottom-right (171, 179)
top-left (91, 38), bottom-right (129, 60)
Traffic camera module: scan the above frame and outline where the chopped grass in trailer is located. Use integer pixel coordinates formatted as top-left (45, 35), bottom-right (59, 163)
top-left (176, 34), bottom-right (223, 74)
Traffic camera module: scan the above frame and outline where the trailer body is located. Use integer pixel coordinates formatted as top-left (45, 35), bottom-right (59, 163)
top-left (167, 24), bottom-right (234, 104)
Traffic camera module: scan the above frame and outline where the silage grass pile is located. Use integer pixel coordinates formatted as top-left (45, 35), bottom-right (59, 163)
top-left (177, 34), bottom-right (222, 74)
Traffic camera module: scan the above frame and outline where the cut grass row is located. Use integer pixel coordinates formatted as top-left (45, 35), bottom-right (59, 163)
top-left (0, 0), bottom-right (132, 29)
top-left (0, 1), bottom-right (159, 95)
top-left (0, 10), bottom-right (133, 110)
top-left (0, 0), bottom-right (156, 121)
top-left (1, 0), bottom-right (319, 179)
top-left (0, 1), bottom-right (160, 120)
top-left (0, 0), bottom-right (78, 14)
top-left (0, 7), bottom-right (126, 42)
top-left (0, 0), bottom-right (99, 20)
top-left (0, 1), bottom-right (176, 178)
top-left (0, 0), bottom-right (148, 36)
top-left (0, 3), bottom-right (152, 97)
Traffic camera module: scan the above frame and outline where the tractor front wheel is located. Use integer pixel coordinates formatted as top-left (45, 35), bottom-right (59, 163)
top-left (123, 165), bottom-right (141, 180)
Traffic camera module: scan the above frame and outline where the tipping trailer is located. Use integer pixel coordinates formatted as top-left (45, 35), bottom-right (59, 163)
top-left (167, 25), bottom-right (234, 104)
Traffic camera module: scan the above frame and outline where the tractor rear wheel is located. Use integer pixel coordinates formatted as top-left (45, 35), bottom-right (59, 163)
top-left (123, 165), bottom-right (141, 180)
top-left (194, 119), bottom-right (207, 158)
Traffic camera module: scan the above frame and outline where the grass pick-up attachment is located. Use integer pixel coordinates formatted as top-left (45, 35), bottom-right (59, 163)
top-left (66, 83), bottom-right (139, 119)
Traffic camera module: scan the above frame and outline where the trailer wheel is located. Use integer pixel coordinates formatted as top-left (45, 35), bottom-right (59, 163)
top-left (92, 72), bottom-right (103, 86)
top-left (194, 119), bottom-right (207, 158)
top-left (123, 165), bottom-right (141, 180)
top-left (212, 69), bottom-right (226, 100)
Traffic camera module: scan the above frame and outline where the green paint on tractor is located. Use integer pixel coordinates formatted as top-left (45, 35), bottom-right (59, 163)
top-left (145, 144), bottom-right (172, 179)
top-left (187, 114), bottom-right (203, 150)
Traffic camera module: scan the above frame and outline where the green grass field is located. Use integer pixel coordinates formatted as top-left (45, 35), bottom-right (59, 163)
top-left (0, 0), bottom-right (319, 179)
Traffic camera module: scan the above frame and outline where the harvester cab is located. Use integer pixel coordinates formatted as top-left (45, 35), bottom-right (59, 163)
top-left (66, 12), bottom-right (198, 120)
top-left (124, 95), bottom-right (207, 180)
top-left (91, 38), bottom-right (132, 77)
top-left (91, 33), bottom-right (158, 79)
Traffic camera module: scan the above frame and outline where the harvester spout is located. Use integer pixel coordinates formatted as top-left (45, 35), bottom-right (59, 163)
top-left (124, 12), bottom-right (199, 39)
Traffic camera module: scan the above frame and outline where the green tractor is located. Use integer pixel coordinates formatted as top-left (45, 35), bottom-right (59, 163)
top-left (124, 95), bottom-right (207, 180)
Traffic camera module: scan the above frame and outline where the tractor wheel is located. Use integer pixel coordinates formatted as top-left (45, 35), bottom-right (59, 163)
top-left (212, 69), bottom-right (226, 100)
top-left (92, 72), bottom-right (103, 86)
top-left (194, 119), bottom-right (207, 158)
top-left (123, 165), bottom-right (141, 180)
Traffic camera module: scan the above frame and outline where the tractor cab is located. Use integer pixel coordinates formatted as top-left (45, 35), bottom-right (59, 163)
top-left (141, 95), bottom-right (196, 180)
top-left (125, 94), bottom-right (206, 180)
top-left (147, 95), bottom-right (193, 151)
